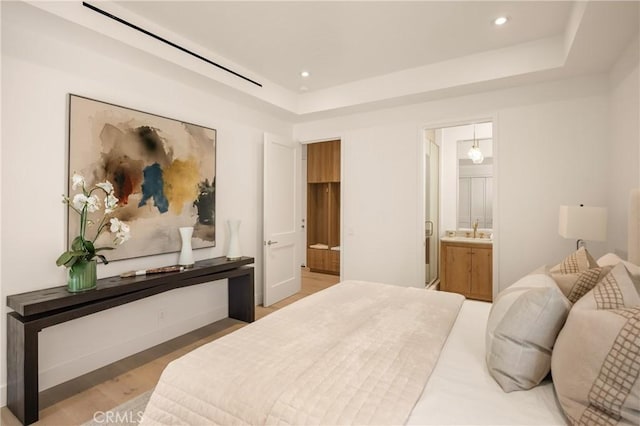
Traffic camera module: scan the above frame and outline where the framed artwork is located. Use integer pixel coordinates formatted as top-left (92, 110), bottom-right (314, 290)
top-left (68, 94), bottom-right (216, 261)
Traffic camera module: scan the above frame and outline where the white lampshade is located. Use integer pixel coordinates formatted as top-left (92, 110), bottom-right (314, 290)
top-left (558, 205), bottom-right (607, 242)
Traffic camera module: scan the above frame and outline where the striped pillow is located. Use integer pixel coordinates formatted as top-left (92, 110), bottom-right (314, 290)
top-left (550, 247), bottom-right (607, 303)
top-left (551, 263), bottom-right (640, 425)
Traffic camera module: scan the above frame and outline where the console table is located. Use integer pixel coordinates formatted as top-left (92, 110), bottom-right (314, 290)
top-left (6, 256), bottom-right (255, 425)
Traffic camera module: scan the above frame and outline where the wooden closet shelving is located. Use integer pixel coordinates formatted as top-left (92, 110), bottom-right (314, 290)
top-left (307, 140), bottom-right (340, 275)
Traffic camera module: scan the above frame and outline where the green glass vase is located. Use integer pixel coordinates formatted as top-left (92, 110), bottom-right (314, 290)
top-left (67, 259), bottom-right (97, 293)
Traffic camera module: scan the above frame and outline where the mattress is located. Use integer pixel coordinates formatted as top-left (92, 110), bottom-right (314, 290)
top-left (407, 299), bottom-right (568, 425)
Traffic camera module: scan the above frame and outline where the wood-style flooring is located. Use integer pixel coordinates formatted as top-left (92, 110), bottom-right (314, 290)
top-left (1, 268), bottom-right (340, 426)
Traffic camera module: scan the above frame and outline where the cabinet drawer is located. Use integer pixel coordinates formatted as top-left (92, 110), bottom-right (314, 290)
top-left (307, 248), bottom-right (328, 271)
top-left (328, 250), bottom-right (340, 273)
top-left (307, 248), bottom-right (340, 275)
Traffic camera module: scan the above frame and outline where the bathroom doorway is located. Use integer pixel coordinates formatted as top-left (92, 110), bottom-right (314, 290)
top-left (422, 120), bottom-right (495, 289)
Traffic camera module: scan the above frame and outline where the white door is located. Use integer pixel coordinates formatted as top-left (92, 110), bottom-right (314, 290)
top-left (263, 133), bottom-right (301, 307)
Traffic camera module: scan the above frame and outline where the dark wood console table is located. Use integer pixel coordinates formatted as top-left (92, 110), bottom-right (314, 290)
top-left (6, 256), bottom-right (255, 425)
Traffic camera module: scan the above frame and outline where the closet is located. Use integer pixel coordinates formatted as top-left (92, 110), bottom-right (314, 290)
top-left (307, 140), bottom-right (340, 275)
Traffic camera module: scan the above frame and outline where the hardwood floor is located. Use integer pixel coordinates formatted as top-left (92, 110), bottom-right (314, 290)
top-left (1, 268), bottom-right (339, 426)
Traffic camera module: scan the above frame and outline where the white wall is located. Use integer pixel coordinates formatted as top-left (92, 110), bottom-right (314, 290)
top-left (0, 4), bottom-right (291, 403)
top-left (608, 35), bottom-right (640, 258)
top-left (295, 74), bottom-right (614, 293)
top-left (340, 124), bottom-right (421, 286)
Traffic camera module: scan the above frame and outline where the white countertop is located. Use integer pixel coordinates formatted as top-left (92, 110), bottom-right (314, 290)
top-left (440, 236), bottom-right (493, 245)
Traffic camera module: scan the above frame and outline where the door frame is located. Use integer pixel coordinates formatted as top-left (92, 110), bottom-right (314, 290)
top-left (418, 114), bottom-right (499, 297)
top-left (422, 134), bottom-right (440, 287)
top-left (299, 136), bottom-right (344, 281)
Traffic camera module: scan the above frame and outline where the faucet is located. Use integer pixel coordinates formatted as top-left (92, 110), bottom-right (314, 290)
top-left (473, 219), bottom-right (479, 238)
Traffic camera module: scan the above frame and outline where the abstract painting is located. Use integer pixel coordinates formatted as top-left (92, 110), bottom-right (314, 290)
top-left (68, 94), bottom-right (216, 261)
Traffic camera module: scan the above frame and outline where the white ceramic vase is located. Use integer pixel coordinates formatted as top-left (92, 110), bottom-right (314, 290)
top-left (227, 220), bottom-right (241, 260)
top-left (178, 226), bottom-right (195, 267)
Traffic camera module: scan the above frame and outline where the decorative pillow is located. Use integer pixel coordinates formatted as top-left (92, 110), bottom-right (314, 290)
top-left (598, 253), bottom-right (640, 292)
top-left (566, 266), bottom-right (613, 303)
top-left (552, 246), bottom-right (598, 274)
top-left (550, 247), bottom-right (605, 303)
top-left (552, 263), bottom-right (640, 425)
top-left (486, 273), bottom-right (572, 392)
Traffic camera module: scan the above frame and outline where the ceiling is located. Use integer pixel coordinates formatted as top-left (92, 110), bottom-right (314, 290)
top-left (114, 1), bottom-right (575, 93)
top-left (18, 1), bottom-right (640, 118)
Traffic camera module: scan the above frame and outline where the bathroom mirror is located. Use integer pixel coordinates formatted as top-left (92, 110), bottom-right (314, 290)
top-left (457, 138), bottom-right (493, 229)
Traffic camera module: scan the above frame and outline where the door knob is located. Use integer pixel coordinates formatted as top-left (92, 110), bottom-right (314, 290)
top-left (266, 240), bottom-right (278, 245)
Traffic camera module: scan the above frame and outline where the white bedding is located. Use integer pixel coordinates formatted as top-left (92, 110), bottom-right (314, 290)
top-left (142, 282), bottom-right (568, 425)
top-left (408, 300), bottom-right (568, 425)
top-left (141, 280), bottom-right (464, 425)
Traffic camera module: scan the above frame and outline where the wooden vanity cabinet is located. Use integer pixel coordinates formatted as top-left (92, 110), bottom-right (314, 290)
top-left (440, 240), bottom-right (492, 302)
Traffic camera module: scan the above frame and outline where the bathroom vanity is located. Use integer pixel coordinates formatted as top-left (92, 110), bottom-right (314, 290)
top-left (440, 237), bottom-right (492, 302)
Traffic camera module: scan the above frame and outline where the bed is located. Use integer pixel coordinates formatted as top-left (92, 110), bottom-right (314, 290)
top-left (407, 300), bottom-right (566, 425)
top-left (141, 191), bottom-right (640, 425)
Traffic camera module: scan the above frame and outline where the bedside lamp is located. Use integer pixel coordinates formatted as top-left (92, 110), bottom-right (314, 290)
top-left (559, 205), bottom-right (607, 249)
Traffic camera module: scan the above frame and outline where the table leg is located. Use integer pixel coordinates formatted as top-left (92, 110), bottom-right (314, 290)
top-left (228, 269), bottom-right (255, 323)
top-left (7, 312), bottom-right (39, 425)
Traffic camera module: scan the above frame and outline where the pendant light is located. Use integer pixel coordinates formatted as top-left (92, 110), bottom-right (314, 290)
top-left (467, 124), bottom-right (484, 164)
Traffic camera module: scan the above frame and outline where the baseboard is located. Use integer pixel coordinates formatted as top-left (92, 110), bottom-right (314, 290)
top-left (35, 305), bottom-right (228, 394)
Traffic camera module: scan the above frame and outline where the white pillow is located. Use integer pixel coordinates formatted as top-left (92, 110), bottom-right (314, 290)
top-left (552, 263), bottom-right (640, 425)
top-left (597, 252), bottom-right (640, 291)
top-left (486, 273), bottom-right (571, 392)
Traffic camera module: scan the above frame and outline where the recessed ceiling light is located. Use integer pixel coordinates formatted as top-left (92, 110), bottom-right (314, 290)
top-left (494, 16), bottom-right (509, 26)
top-left (300, 71), bottom-right (310, 78)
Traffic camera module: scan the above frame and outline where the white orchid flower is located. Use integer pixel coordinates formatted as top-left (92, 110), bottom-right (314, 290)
top-left (110, 217), bottom-right (123, 232)
top-left (111, 218), bottom-right (131, 245)
top-left (71, 173), bottom-right (85, 190)
top-left (59, 176), bottom-right (131, 268)
top-left (96, 180), bottom-right (114, 194)
top-left (104, 194), bottom-right (119, 213)
top-left (117, 224), bottom-right (131, 244)
top-left (72, 193), bottom-right (100, 212)
top-left (72, 193), bottom-right (88, 210)
top-left (86, 195), bottom-right (100, 213)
